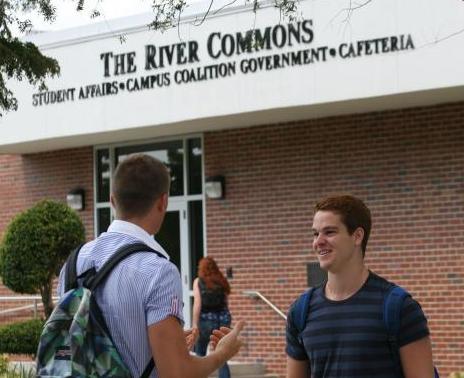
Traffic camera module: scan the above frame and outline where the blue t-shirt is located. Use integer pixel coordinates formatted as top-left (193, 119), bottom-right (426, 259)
top-left (286, 272), bottom-right (430, 378)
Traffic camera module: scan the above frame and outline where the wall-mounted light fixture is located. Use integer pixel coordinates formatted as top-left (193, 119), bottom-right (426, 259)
top-left (66, 188), bottom-right (85, 211)
top-left (205, 175), bottom-right (225, 199)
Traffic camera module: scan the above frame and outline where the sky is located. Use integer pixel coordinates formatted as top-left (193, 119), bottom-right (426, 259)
top-left (25, 1), bottom-right (166, 32)
top-left (23, 1), bottom-right (464, 43)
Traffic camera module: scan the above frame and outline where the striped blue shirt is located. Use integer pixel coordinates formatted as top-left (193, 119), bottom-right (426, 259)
top-left (286, 272), bottom-right (429, 378)
top-left (58, 220), bottom-right (184, 378)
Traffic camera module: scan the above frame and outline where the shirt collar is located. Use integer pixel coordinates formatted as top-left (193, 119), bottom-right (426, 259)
top-left (107, 220), bottom-right (170, 260)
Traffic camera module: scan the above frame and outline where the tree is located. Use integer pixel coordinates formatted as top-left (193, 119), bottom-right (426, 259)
top-left (0, 0), bottom-right (60, 115)
top-left (0, 0), bottom-right (297, 116)
top-left (0, 200), bottom-right (85, 318)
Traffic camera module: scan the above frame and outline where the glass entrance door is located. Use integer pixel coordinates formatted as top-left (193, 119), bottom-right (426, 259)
top-left (155, 201), bottom-right (191, 327)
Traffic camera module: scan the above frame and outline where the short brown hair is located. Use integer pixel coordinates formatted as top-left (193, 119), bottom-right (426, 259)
top-left (314, 195), bottom-right (371, 257)
top-left (112, 154), bottom-right (170, 218)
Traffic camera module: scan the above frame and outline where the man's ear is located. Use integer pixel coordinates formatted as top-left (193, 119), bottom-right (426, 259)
top-left (110, 194), bottom-right (116, 208)
top-left (354, 227), bottom-right (365, 247)
top-left (157, 193), bottom-right (169, 212)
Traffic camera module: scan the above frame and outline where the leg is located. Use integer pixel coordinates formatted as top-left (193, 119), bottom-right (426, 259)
top-left (218, 361), bottom-right (231, 378)
top-left (217, 310), bottom-right (232, 378)
top-left (195, 331), bottom-right (209, 357)
top-left (195, 315), bottom-right (215, 356)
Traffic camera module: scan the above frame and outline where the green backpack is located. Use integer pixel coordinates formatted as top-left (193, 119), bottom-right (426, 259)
top-left (36, 243), bottom-right (165, 378)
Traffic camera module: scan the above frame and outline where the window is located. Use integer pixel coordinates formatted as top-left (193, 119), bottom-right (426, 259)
top-left (307, 262), bottom-right (327, 287)
top-left (96, 149), bottom-right (110, 202)
top-left (189, 200), bottom-right (204, 289)
top-left (94, 137), bottom-right (204, 264)
top-left (115, 141), bottom-right (185, 197)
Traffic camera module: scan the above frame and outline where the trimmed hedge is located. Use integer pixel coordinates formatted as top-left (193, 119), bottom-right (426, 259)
top-left (0, 200), bottom-right (85, 318)
top-left (0, 319), bottom-right (44, 355)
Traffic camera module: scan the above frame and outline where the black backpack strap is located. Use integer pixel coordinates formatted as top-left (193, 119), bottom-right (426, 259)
top-left (87, 242), bottom-right (166, 290)
top-left (140, 359), bottom-right (155, 378)
top-left (88, 242), bottom-right (166, 378)
top-left (383, 285), bottom-right (410, 378)
top-left (64, 243), bottom-right (85, 292)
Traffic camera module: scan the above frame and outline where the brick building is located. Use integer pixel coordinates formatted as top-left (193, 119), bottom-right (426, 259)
top-left (0, 0), bottom-right (463, 376)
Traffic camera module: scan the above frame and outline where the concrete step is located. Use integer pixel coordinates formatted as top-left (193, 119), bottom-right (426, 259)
top-left (8, 360), bottom-right (36, 375)
top-left (210, 374), bottom-right (279, 378)
top-left (10, 359), bottom-right (280, 378)
top-left (209, 361), bottom-right (278, 378)
top-left (226, 375), bottom-right (279, 378)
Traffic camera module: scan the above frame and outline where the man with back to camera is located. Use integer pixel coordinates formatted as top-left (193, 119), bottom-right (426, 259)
top-left (57, 154), bottom-right (244, 378)
top-left (286, 194), bottom-right (436, 378)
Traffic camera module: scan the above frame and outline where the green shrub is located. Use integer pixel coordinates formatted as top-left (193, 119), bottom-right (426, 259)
top-left (0, 200), bottom-right (85, 318)
top-left (0, 319), bottom-right (44, 355)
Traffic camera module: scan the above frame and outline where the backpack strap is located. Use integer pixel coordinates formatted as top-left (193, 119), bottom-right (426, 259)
top-left (140, 359), bottom-right (155, 378)
top-left (99, 242), bottom-right (166, 378)
top-left (87, 242), bottom-right (166, 290)
top-left (77, 242), bottom-right (166, 378)
top-left (384, 285), bottom-right (409, 336)
top-left (64, 243), bottom-right (85, 292)
top-left (383, 285), bottom-right (410, 377)
top-left (293, 287), bottom-right (315, 340)
top-left (383, 285), bottom-right (440, 378)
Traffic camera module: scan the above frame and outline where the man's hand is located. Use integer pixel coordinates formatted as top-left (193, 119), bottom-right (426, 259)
top-left (211, 321), bottom-right (245, 360)
top-left (149, 317), bottom-right (245, 378)
top-left (210, 326), bottom-right (231, 350)
top-left (184, 327), bottom-right (199, 351)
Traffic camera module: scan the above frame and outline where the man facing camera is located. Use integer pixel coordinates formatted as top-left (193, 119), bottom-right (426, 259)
top-left (286, 195), bottom-right (436, 378)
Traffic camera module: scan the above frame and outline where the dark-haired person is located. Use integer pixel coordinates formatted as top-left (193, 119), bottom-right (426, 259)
top-left (192, 257), bottom-right (232, 378)
top-left (286, 195), bottom-right (436, 378)
top-left (57, 154), bottom-right (244, 378)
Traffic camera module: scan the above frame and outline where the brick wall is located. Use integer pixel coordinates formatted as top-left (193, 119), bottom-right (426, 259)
top-left (0, 147), bottom-right (94, 322)
top-left (204, 101), bottom-right (464, 377)
top-left (0, 102), bottom-right (462, 376)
